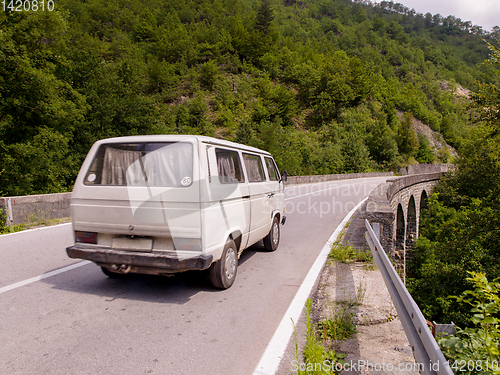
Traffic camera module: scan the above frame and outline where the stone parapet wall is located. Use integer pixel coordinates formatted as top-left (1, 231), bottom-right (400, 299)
top-left (0, 193), bottom-right (71, 227)
top-left (386, 172), bottom-right (444, 203)
top-left (397, 163), bottom-right (453, 175)
top-left (284, 171), bottom-right (393, 185)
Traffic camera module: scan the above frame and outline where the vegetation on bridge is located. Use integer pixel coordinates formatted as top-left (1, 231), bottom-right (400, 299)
top-left (1, 0), bottom-right (499, 196)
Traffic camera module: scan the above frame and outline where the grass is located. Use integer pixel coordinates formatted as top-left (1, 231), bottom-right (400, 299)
top-left (355, 279), bottom-right (366, 306)
top-left (329, 227), bottom-right (374, 266)
top-left (318, 303), bottom-right (357, 348)
top-left (290, 279), bottom-right (369, 373)
top-left (292, 299), bottom-right (347, 374)
top-left (329, 242), bottom-right (372, 263)
top-left (0, 217), bottom-right (70, 235)
top-left (317, 278), bottom-right (366, 350)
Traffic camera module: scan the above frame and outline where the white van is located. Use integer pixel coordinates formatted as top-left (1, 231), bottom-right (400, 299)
top-left (66, 135), bottom-right (286, 289)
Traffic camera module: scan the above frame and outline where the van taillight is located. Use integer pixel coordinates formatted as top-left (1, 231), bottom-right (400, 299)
top-left (75, 231), bottom-right (98, 244)
top-left (174, 238), bottom-right (202, 251)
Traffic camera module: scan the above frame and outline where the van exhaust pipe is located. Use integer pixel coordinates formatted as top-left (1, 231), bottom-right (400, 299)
top-left (110, 264), bottom-right (131, 274)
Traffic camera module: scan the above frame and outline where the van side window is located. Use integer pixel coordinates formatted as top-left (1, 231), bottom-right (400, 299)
top-left (264, 157), bottom-right (279, 181)
top-left (215, 149), bottom-right (244, 183)
top-left (243, 153), bottom-right (265, 182)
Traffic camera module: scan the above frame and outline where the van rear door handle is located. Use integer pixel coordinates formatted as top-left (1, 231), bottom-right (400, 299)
top-left (268, 192), bottom-right (275, 198)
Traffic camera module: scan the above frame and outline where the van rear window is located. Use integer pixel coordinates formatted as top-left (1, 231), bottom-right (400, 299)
top-left (85, 142), bottom-right (193, 187)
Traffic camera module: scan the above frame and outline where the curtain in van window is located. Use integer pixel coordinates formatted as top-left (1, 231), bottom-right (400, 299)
top-left (141, 143), bottom-right (192, 186)
top-left (101, 143), bottom-right (193, 186)
top-left (102, 147), bottom-right (142, 185)
top-left (216, 150), bottom-right (243, 183)
top-left (243, 154), bottom-right (265, 182)
top-left (217, 156), bottom-right (236, 183)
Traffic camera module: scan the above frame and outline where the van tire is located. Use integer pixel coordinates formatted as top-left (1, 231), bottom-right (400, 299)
top-left (263, 216), bottom-right (280, 252)
top-left (209, 240), bottom-right (238, 289)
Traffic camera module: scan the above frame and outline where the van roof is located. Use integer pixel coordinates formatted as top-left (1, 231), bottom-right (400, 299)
top-left (94, 135), bottom-right (272, 156)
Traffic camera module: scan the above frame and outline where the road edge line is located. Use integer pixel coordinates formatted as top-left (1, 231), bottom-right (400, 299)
top-left (252, 196), bottom-right (368, 375)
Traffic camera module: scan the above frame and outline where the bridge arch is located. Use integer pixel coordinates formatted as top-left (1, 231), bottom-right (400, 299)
top-left (366, 169), bottom-right (450, 281)
top-left (406, 196), bottom-right (417, 250)
top-left (419, 190), bottom-right (429, 214)
top-left (395, 203), bottom-right (405, 276)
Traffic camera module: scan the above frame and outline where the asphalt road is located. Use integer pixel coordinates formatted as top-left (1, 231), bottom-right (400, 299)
top-left (0, 177), bottom-right (388, 375)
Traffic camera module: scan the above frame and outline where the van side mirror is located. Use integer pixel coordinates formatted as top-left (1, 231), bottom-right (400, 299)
top-left (280, 170), bottom-right (287, 182)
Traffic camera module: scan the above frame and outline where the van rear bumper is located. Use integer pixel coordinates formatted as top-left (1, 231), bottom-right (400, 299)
top-left (66, 245), bottom-right (213, 273)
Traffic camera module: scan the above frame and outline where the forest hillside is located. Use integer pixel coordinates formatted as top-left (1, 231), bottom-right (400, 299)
top-left (0, 0), bottom-right (498, 196)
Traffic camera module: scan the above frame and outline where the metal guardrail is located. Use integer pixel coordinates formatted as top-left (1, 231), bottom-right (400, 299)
top-left (364, 219), bottom-right (453, 375)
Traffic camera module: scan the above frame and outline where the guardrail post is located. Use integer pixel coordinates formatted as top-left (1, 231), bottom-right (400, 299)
top-left (7, 198), bottom-right (13, 226)
top-left (372, 222), bottom-right (380, 241)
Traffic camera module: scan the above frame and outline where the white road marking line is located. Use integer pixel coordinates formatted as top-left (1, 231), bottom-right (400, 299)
top-left (253, 197), bottom-right (368, 375)
top-left (0, 261), bottom-right (91, 295)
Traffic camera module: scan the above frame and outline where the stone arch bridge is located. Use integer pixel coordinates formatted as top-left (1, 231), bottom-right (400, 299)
top-left (365, 167), bottom-right (451, 278)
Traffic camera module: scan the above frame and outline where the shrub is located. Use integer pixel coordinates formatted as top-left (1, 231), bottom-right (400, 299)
top-left (438, 272), bottom-right (500, 374)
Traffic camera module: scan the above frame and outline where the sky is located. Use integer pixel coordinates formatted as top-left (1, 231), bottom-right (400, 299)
top-left (384, 0), bottom-right (500, 32)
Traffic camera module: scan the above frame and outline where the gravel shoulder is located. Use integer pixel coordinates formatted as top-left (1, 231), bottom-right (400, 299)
top-left (277, 205), bottom-right (419, 375)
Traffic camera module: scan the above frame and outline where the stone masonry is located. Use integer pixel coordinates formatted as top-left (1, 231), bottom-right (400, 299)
top-left (365, 172), bottom-right (446, 278)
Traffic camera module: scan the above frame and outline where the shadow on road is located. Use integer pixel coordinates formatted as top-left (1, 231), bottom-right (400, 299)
top-left (40, 243), bottom-right (265, 304)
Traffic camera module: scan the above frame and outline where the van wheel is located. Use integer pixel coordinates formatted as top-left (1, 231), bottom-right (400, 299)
top-left (209, 240), bottom-right (238, 289)
top-left (263, 216), bottom-right (280, 252)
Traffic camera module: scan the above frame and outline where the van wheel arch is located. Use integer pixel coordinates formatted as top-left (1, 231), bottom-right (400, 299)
top-left (230, 231), bottom-right (242, 252)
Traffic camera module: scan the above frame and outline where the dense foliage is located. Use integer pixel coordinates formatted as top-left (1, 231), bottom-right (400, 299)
top-left (0, 0), bottom-right (498, 196)
top-left (438, 272), bottom-right (500, 374)
top-left (408, 45), bottom-right (500, 327)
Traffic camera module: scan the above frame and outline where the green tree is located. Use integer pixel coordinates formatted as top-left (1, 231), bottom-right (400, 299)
top-left (397, 112), bottom-right (419, 158)
top-left (256, 0), bottom-right (274, 33)
top-left (313, 52), bottom-right (373, 124)
top-left (415, 134), bottom-right (435, 163)
top-left (340, 132), bottom-right (372, 173)
top-left (0, 10), bottom-right (86, 195)
top-left (472, 44), bottom-right (500, 133)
